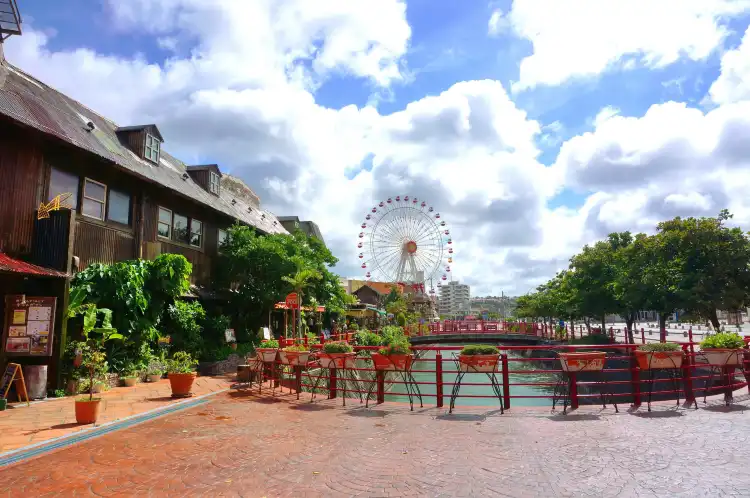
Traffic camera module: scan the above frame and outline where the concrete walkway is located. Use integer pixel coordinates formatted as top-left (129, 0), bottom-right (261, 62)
top-left (2, 385), bottom-right (750, 497)
top-left (0, 375), bottom-right (231, 454)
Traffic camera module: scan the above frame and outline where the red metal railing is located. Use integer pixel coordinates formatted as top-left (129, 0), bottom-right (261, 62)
top-left (259, 342), bottom-right (750, 410)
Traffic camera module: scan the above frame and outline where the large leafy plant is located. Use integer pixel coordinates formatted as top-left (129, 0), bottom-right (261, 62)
top-left (166, 351), bottom-right (198, 374)
top-left (700, 332), bottom-right (744, 350)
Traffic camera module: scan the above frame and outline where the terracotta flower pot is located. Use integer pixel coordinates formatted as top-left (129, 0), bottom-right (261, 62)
top-left (558, 352), bottom-right (606, 372)
top-left (279, 351), bottom-right (311, 366)
top-left (230, 343), bottom-right (237, 350)
top-left (256, 348), bottom-right (278, 363)
top-left (372, 353), bottom-right (413, 371)
top-left (147, 374), bottom-right (162, 383)
top-left (121, 377), bottom-right (138, 387)
top-left (458, 354), bottom-right (499, 373)
top-left (701, 349), bottom-right (743, 366)
top-left (635, 350), bottom-right (683, 370)
top-left (168, 372), bottom-right (196, 397)
top-left (317, 352), bottom-right (356, 369)
top-left (75, 398), bottom-right (101, 424)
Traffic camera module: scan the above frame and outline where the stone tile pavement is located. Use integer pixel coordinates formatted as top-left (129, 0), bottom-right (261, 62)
top-left (0, 375), bottom-right (231, 453)
top-left (2, 385), bottom-right (750, 497)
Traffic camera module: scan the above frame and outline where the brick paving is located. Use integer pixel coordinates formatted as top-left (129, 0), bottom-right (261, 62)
top-left (0, 375), bottom-right (230, 453)
top-left (2, 385), bottom-right (750, 497)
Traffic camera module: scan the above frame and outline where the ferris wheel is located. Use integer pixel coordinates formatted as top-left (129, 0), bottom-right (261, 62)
top-left (357, 196), bottom-right (454, 294)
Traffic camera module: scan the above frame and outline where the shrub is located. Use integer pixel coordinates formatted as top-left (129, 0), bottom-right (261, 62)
top-left (378, 341), bottom-right (411, 356)
top-left (380, 325), bottom-right (406, 346)
top-left (323, 341), bottom-right (353, 354)
top-left (146, 358), bottom-right (166, 376)
top-left (569, 334), bottom-right (612, 346)
top-left (165, 300), bottom-right (206, 357)
top-left (460, 345), bottom-right (499, 356)
top-left (700, 332), bottom-right (744, 350)
top-left (283, 344), bottom-right (310, 352)
top-left (259, 339), bottom-right (279, 349)
top-left (354, 330), bottom-right (381, 347)
top-left (306, 332), bottom-right (320, 345)
top-left (638, 342), bottom-right (681, 352)
top-left (201, 345), bottom-right (235, 362)
top-left (166, 351), bottom-right (198, 374)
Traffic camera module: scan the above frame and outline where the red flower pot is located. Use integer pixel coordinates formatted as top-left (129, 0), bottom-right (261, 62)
top-left (558, 352), bottom-right (606, 372)
top-left (168, 373), bottom-right (196, 397)
top-left (635, 350), bottom-right (683, 370)
top-left (75, 399), bottom-right (101, 424)
top-left (458, 354), bottom-right (499, 373)
top-left (371, 353), bottom-right (413, 371)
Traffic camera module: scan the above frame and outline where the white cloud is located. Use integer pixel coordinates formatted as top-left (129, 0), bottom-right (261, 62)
top-left (488, 9), bottom-right (509, 36)
top-left (709, 26), bottom-right (750, 104)
top-left (4, 1), bottom-right (750, 298)
top-left (505, 0), bottom-right (750, 91)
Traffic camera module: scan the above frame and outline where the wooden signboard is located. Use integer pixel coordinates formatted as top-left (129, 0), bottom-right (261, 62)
top-left (1, 362), bottom-right (30, 405)
top-left (2, 295), bottom-right (57, 357)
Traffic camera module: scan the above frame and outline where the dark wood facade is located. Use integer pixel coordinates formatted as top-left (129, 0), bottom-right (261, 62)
top-left (0, 117), bottom-right (237, 286)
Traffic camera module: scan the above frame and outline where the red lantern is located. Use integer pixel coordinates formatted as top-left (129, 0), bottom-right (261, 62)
top-left (442, 275), bottom-right (447, 281)
top-left (448, 239), bottom-right (452, 244)
top-left (361, 223), bottom-right (367, 229)
top-left (435, 213), bottom-right (441, 219)
top-left (362, 263), bottom-right (367, 269)
top-left (359, 253), bottom-right (364, 259)
top-left (413, 197), bottom-right (418, 203)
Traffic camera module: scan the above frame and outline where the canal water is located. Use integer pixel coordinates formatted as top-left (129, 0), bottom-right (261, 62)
top-left (388, 345), bottom-right (557, 407)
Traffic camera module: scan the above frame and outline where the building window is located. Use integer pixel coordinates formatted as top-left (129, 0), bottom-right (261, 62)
top-left (218, 229), bottom-right (228, 248)
top-left (158, 207), bottom-right (172, 238)
top-left (145, 134), bottom-right (160, 163)
top-left (107, 189), bottom-right (131, 225)
top-left (172, 213), bottom-right (189, 244)
top-left (82, 178), bottom-right (106, 220)
top-left (209, 172), bottom-right (220, 195)
top-left (190, 219), bottom-right (202, 247)
top-left (48, 167), bottom-right (79, 210)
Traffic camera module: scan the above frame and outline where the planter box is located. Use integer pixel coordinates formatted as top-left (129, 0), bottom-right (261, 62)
top-left (372, 353), bottom-right (413, 371)
top-left (279, 350), bottom-right (311, 366)
top-left (701, 349), bottom-right (743, 366)
top-left (558, 352), bottom-right (606, 372)
top-left (458, 354), bottom-right (499, 373)
top-left (317, 352), bottom-right (356, 370)
top-left (256, 348), bottom-right (279, 363)
top-left (635, 350), bottom-right (683, 370)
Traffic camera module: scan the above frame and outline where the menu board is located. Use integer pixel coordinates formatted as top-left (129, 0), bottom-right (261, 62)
top-left (2, 295), bottom-right (57, 357)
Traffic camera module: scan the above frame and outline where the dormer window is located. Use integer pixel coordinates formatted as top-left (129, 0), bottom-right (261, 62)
top-left (209, 171), bottom-right (220, 195)
top-left (145, 134), bottom-right (160, 163)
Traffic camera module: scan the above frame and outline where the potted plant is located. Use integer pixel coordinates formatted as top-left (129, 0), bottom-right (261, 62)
top-left (280, 343), bottom-right (311, 366)
top-left (458, 345), bottom-right (500, 372)
top-left (120, 363), bottom-right (139, 387)
top-left (256, 339), bottom-right (280, 363)
top-left (317, 341), bottom-right (355, 369)
top-left (700, 332), bottom-right (745, 366)
top-left (635, 342), bottom-right (683, 370)
top-left (558, 350), bottom-right (607, 372)
top-left (372, 340), bottom-right (413, 371)
top-left (166, 351), bottom-right (198, 398)
top-left (75, 345), bottom-right (110, 424)
top-left (146, 359), bottom-right (165, 382)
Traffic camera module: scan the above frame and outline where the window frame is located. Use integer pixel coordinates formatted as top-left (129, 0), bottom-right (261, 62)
top-left (157, 206), bottom-right (172, 239)
top-left (48, 167), bottom-right (80, 211)
top-left (106, 188), bottom-right (132, 226)
top-left (171, 213), bottom-right (190, 244)
top-left (145, 133), bottom-right (160, 163)
top-left (189, 219), bottom-right (203, 248)
top-left (81, 177), bottom-right (107, 221)
top-left (209, 171), bottom-right (220, 195)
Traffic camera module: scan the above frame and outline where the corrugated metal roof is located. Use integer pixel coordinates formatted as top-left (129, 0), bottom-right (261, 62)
top-left (0, 252), bottom-right (68, 277)
top-left (0, 60), bottom-right (287, 235)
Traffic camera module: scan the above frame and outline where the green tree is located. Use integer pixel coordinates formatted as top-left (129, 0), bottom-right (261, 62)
top-left (282, 264), bottom-right (322, 339)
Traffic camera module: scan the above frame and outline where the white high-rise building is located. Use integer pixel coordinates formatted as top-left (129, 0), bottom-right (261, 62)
top-left (438, 281), bottom-right (471, 316)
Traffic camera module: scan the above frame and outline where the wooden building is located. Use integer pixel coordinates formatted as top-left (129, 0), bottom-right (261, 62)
top-left (0, 38), bottom-right (288, 385)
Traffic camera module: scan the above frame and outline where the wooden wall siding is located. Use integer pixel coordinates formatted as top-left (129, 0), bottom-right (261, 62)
top-left (143, 199), bottom-right (158, 242)
top-left (187, 170), bottom-right (209, 192)
top-left (0, 132), bottom-right (45, 256)
top-left (73, 220), bottom-right (135, 268)
top-left (31, 210), bottom-right (74, 271)
top-left (124, 130), bottom-right (145, 158)
top-left (160, 241), bottom-right (211, 285)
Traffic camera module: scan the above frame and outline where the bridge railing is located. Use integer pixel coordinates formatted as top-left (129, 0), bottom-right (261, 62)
top-left (268, 342), bottom-right (750, 410)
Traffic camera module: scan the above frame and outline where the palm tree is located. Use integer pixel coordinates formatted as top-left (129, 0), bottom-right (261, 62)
top-left (282, 267), bottom-right (322, 339)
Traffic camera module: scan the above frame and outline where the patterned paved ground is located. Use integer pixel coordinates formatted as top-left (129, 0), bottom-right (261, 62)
top-left (2, 387), bottom-right (750, 497)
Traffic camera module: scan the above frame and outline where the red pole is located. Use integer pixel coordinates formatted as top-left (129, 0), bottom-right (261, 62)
top-left (641, 327), bottom-right (645, 345)
top-left (376, 371), bottom-right (385, 404)
top-left (688, 328), bottom-right (694, 355)
top-left (609, 327), bottom-right (614, 342)
top-left (501, 354), bottom-right (510, 409)
top-left (329, 368), bottom-right (338, 399)
top-left (630, 350), bottom-right (641, 408)
top-left (569, 372), bottom-right (579, 410)
top-left (682, 344), bottom-right (695, 406)
top-left (435, 353), bottom-right (444, 408)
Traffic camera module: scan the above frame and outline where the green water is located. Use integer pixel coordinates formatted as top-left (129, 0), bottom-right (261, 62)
top-left (387, 345), bottom-right (557, 407)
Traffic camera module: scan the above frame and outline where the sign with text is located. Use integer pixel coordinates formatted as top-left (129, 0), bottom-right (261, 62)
top-left (224, 328), bottom-right (236, 343)
top-left (285, 292), bottom-right (299, 310)
top-left (2, 295), bottom-right (57, 357)
top-left (1, 362), bottom-right (29, 405)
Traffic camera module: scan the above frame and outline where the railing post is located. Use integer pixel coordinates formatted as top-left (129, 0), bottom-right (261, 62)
top-left (641, 327), bottom-right (645, 345)
top-left (329, 367), bottom-right (338, 399)
top-left (630, 350), bottom-right (641, 407)
top-left (569, 372), bottom-right (579, 410)
top-left (435, 352), bottom-right (444, 408)
top-left (320, 333), bottom-right (325, 345)
top-left (501, 354), bottom-right (510, 409)
top-left (681, 344), bottom-right (695, 406)
top-left (295, 365), bottom-right (303, 399)
top-left (688, 328), bottom-right (694, 354)
top-left (376, 370), bottom-right (385, 404)
top-left (609, 327), bottom-right (614, 342)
